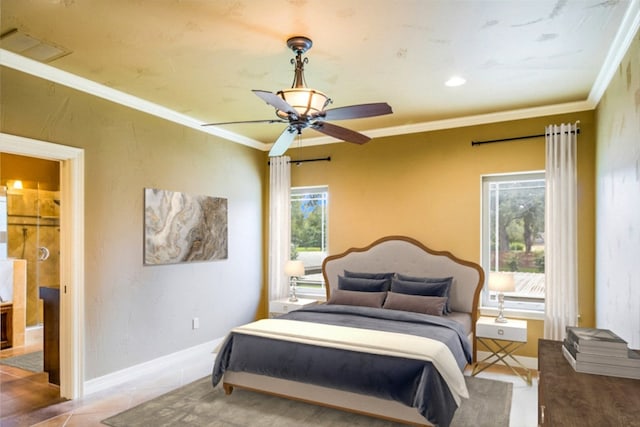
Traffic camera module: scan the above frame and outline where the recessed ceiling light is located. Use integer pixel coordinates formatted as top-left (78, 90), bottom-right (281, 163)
top-left (445, 76), bottom-right (466, 87)
top-left (0, 28), bottom-right (71, 63)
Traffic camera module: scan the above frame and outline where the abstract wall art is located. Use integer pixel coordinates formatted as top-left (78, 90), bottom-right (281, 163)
top-left (144, 188), bottom-right (228, 265)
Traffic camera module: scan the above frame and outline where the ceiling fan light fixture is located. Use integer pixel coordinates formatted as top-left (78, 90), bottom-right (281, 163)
top-left (271, 36), bottom-right (332, 120)
top-left (202, 35), bottom-right (392, 157)
top-left (276, 88), bottom-right (330, 118)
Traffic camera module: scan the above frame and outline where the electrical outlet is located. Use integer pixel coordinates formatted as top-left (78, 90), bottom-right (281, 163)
top-left (192, 317), bottom-right (199, 329)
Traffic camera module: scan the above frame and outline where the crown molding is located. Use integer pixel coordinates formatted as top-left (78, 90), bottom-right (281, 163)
top-left (300, 100), bottom-right (594, 148)
top-left (2, 0), bottom-right (638, 154)
top-left (302, 1), bottom-right (640, 150)
top-left (588, 0), bottom-right (640, 105)
top-left (0, 49), bottom-right (268, 151)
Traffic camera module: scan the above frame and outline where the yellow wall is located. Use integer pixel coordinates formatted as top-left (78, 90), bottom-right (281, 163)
top-left (0, 153), bottom-right (59, 190)
top-left (285, 110), bottom-right (596, 357)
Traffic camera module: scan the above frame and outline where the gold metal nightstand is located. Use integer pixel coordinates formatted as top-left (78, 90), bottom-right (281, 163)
top-left (472, 316), bottom-right (532, 385)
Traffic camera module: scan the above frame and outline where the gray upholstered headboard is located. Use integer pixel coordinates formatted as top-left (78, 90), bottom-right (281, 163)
top-left (322, 236), bottom-right (484, 363)
top-left (322, 236), bottom-right (484, 316)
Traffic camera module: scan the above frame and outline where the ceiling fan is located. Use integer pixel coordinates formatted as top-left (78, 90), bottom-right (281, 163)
top-left (202, 36), bottom-right (393, 156)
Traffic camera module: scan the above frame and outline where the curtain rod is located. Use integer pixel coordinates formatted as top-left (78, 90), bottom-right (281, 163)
top-left (268, 156), bottom-right (331, 165)
top-left (471, 128), bottom-right (580, 146)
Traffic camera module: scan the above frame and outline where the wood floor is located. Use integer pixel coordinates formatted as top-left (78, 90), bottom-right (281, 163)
top-left (0, 327), bottom-right (68, 425)
top-left (0, 367), bottom-right (66, 424)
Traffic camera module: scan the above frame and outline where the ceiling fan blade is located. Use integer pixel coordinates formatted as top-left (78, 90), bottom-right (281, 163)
top-left (268, 127), bottom-right (298, 157)
top-left (322, 102), bottom-right (392, 121)
top-left (202, 118), bottom-right (286, 126)
top-left (253, 90), bottom-right (297, 117)
top-left (311, 122), bottom-right (371, 145)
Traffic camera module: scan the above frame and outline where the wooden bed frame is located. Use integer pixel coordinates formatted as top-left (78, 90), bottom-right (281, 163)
top-left (222, 235), bottom-right (485, 426)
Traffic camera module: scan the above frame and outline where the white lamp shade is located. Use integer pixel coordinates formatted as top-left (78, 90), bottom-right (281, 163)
top-left (284, 260), bottom-right (305, 277)
top-left (277, 88), bottom-right (329, 117)
top-left (488, 272), bottom-right (515, 292)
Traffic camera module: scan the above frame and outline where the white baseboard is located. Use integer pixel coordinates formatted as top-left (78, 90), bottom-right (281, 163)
top-left (477, 350), bottom-right (538, 370)
top-left (83, 337), bottom-right (223, 396)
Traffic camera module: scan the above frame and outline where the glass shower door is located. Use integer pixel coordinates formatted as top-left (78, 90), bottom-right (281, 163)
top-left (6, 180), bottom-right (60, 326)
top-left (35, 183), bottom-right (60, 327)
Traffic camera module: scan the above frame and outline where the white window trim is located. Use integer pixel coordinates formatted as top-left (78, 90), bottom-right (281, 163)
top-left (480, 171), bottom-right (545, 315)
top-left (291, 185), bottom-right (328, 300)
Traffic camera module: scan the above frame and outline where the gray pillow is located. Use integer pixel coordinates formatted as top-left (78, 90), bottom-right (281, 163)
top-left (390, 278), bottom-right (450, 314)
top-left (395, 274), bottom-right (454, 313)
top-left (396, 273), bottom-right (453, 284)
top-left (383, 292), bottom-right (447, 316)
top-left (327, 289), bottom-right (387, 308)
top-left (344, 270), bottom-right (395, 281)
top-left (338, 275), bottom-right (390, 292)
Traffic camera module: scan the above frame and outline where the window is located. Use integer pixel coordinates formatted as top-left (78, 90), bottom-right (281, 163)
top-left (481, 173), bottom-right (545, 312)
top-left (290, 186), bottom-right (328, 296)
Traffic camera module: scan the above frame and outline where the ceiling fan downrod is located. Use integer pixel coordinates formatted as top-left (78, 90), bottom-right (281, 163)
top-left (287, 36), bottom-right (313, 89)
top-left (275, 36), bottom-right (332, 121)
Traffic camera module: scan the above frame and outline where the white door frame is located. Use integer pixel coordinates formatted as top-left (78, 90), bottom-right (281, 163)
top-left (0, 132), bottom-right (84, 399)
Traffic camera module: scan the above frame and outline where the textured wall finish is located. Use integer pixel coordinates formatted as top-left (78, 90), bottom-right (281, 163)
top-left (595, 28), bottom-right (640, 348)
top-left (0, 67), bottom-right (265, 380)
top-left (144, 188), bottom-right (228, 265)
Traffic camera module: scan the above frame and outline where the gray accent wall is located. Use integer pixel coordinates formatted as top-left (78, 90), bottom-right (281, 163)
top-left (0, 67), bottom-right (265, 379)
top-left (595, 28), bottom-right (640, 349)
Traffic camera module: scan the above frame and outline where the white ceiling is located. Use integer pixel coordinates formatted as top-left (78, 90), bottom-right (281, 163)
top-left (1, 0), bottom-right (639, 152)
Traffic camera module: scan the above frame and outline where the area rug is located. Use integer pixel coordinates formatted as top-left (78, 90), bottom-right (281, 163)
top-left (0, 351), bottom-right (44, 373)
top-left (102, 375), bottom-right (512, 427)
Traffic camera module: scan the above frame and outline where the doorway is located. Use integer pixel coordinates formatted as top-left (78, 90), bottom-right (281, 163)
top-left (1, 156), bottom-right (61, 381)
top-left (3, 159), bottom-right (61, 325)
top-left (0, 133), bottom-right (84, 400)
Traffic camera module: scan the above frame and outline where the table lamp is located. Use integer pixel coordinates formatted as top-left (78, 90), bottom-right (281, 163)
top-left (488, 271), bottom-right (515, 323)
top-left (284, 260), bottom-right (305, 302)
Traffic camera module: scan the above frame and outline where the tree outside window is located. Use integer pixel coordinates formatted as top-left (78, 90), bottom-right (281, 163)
top-left (482, 173), bottom-right (545, 311)
top-left (290, 186), bottom-right (328, 294)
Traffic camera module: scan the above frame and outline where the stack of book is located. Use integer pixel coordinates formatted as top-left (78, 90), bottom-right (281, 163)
top-left (562, 327), bottom-right (640, 380)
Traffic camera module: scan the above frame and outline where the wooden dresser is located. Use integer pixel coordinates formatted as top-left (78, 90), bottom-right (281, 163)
top-left (538, 339), bottom-right (640, 426)
top-left (1, 302), bottom-right (13, 349)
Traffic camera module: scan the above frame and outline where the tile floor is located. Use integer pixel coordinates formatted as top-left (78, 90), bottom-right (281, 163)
top-left (470, 364), bottom-right (539, 427)
top-left (1, 329), bottom-right (538, 427)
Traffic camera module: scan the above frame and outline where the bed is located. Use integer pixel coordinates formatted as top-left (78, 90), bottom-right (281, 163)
top-left (212, 236), bottom-right (485, 426)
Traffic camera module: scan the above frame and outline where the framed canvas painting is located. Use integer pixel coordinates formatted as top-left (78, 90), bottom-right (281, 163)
top-left (144, 188), bottom-right (228, 265)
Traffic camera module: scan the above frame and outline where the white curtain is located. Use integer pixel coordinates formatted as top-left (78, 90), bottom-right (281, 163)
top-left (268, 156), bottom-right (291, 301)
top-left (544, 122), bottom-right (579, 340)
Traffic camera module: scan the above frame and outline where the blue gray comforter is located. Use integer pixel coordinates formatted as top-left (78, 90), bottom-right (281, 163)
top-left (212, 304), bottom-right (472, 427)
